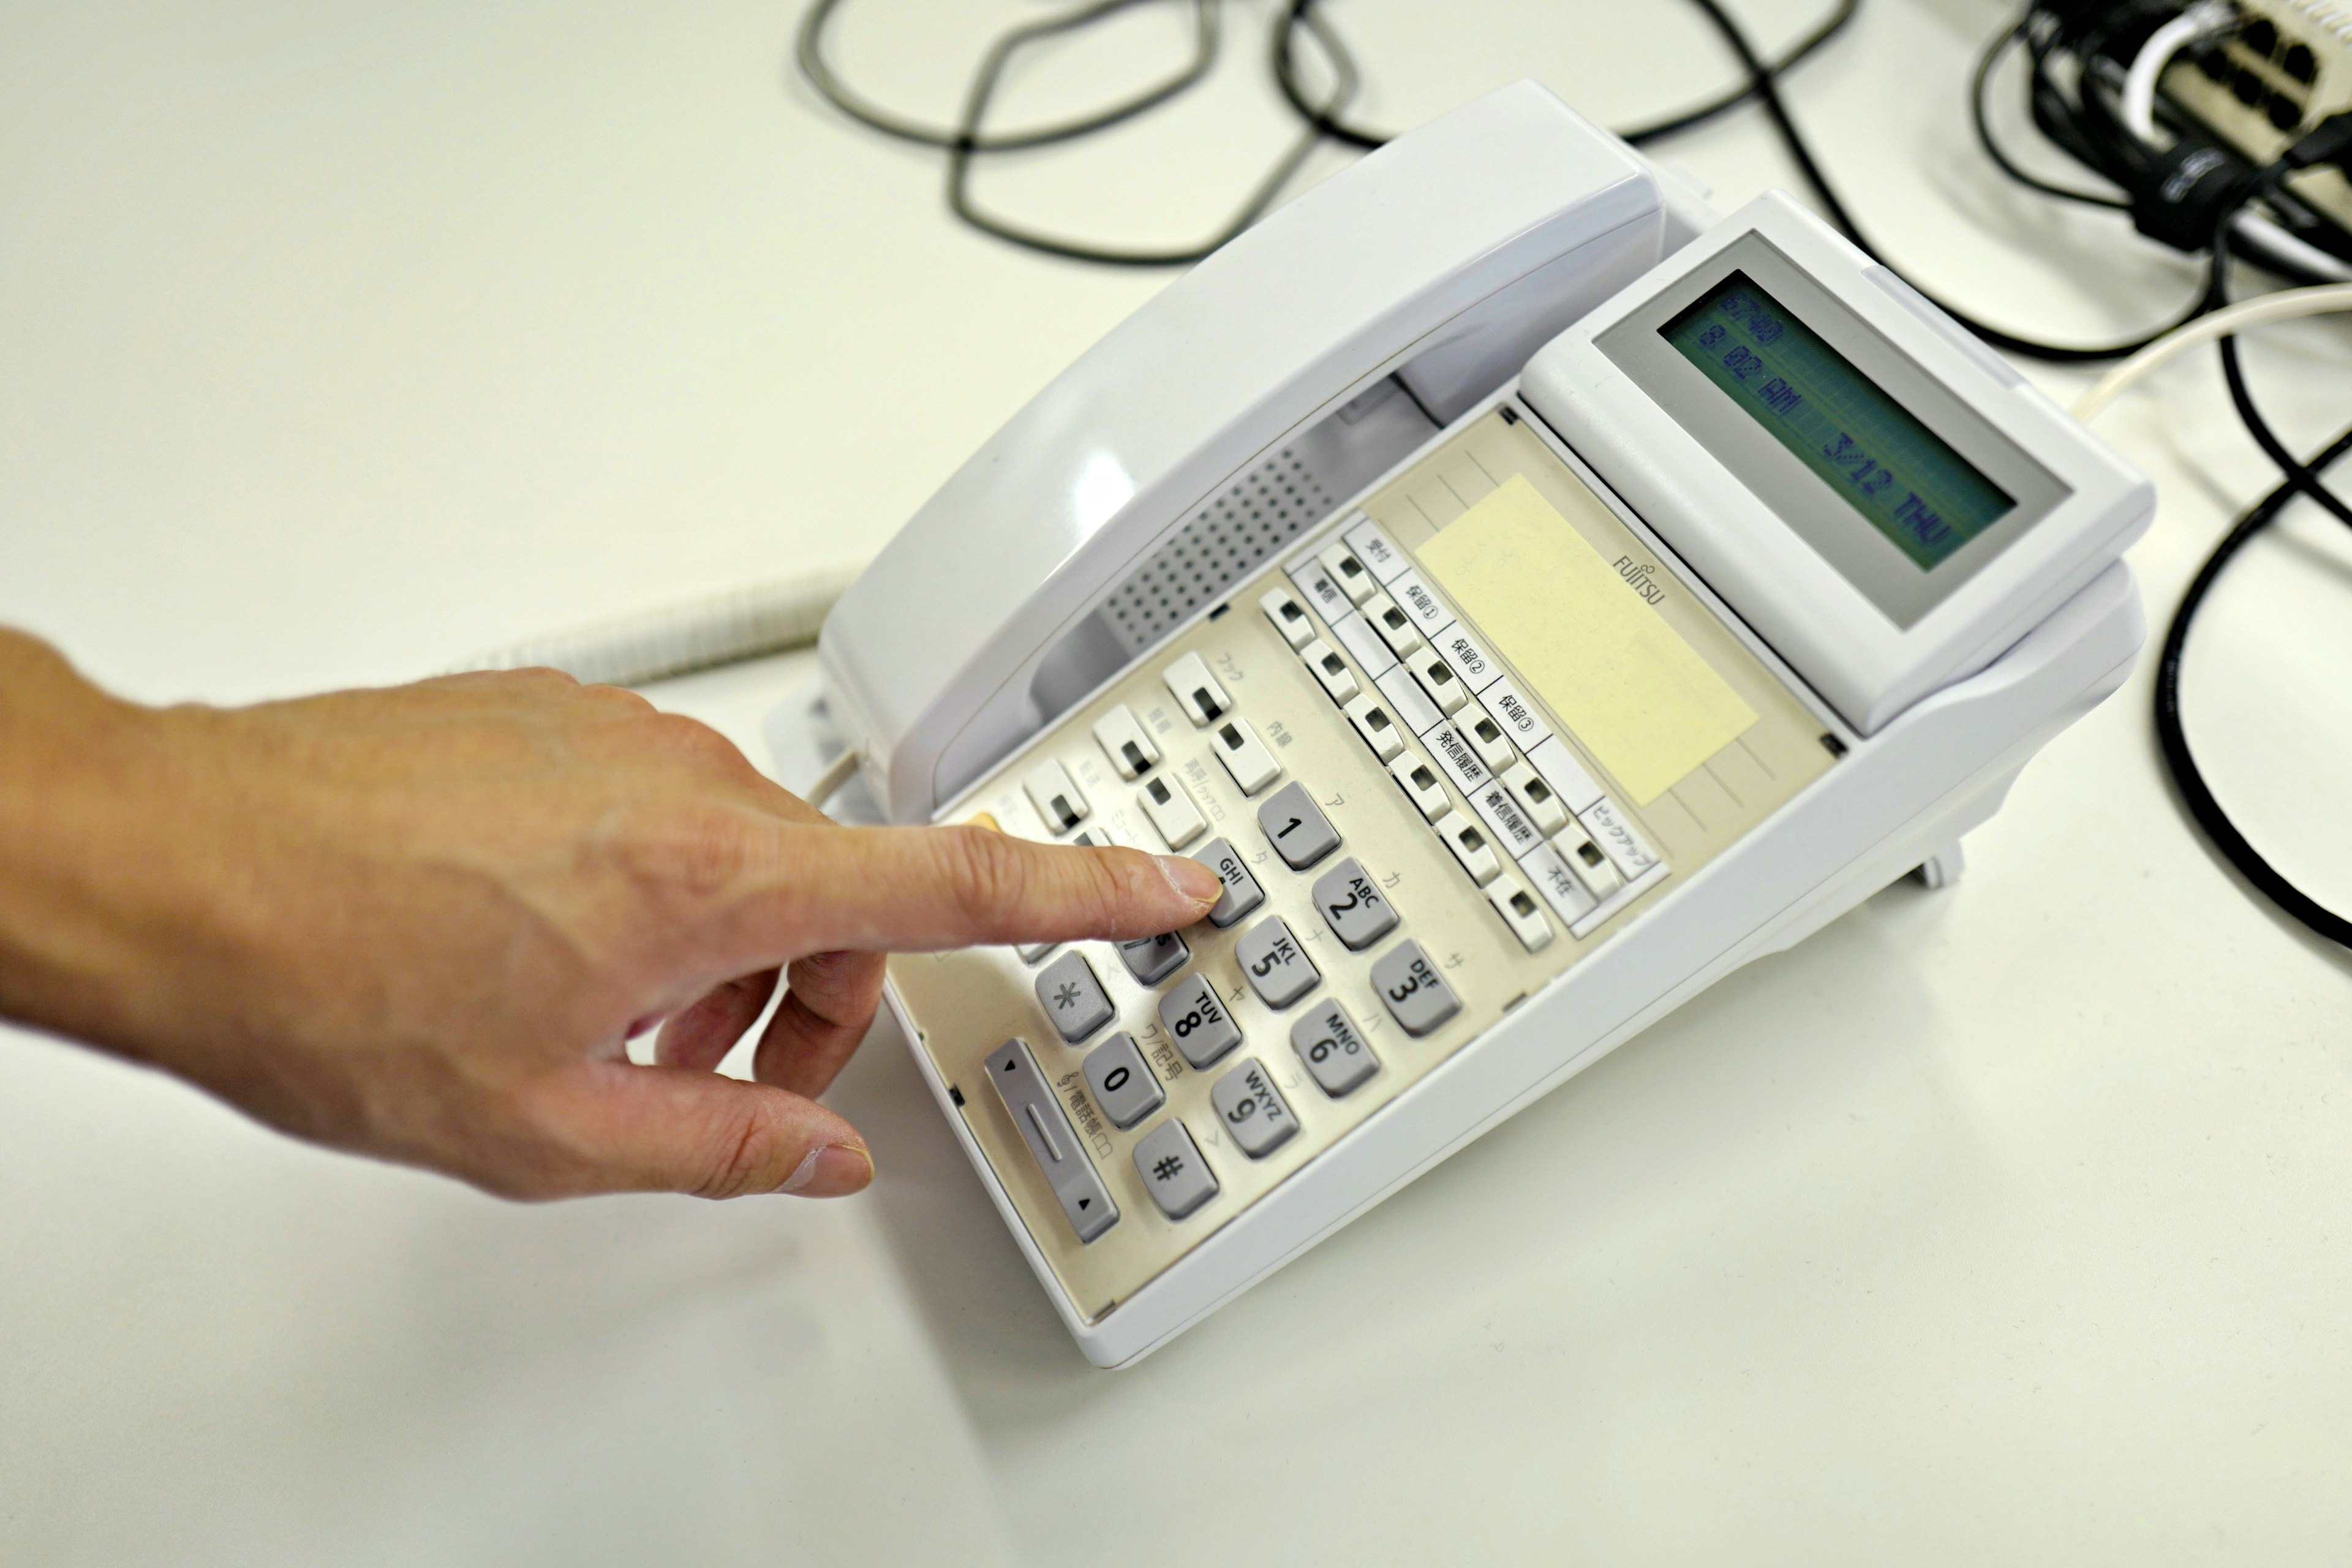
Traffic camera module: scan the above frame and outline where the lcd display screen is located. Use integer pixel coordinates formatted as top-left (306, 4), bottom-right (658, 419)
top-left (1659, 271), bottom-right (2015, 570)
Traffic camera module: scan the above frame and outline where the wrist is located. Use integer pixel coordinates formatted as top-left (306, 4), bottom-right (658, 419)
top-left (0, 633), bottom-right (183, 1058)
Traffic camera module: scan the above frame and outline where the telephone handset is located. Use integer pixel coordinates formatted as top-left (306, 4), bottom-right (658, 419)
top-left (807, 83), bottom-right (2152, 1366)
top-left (816, 82), bottom-right (1711, 826)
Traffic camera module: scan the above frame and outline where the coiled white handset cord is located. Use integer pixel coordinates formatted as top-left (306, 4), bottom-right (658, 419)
top-left (447, 564), bottom-right (865, 690)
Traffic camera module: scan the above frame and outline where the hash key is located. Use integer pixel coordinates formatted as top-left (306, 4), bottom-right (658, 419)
top-left (1257, 780), bottom-right (1341, 870)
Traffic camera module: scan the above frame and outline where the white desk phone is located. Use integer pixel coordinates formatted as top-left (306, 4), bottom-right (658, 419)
top-left (801, 81), bottom-right (2153, 1367)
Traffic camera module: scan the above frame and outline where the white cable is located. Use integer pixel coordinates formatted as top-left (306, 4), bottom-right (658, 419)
top-left (447, 562), bottom-right (867, 688)
top-left (2122, 2), bottom-right (2233, 143)
top-left (805, 748), bottom-right (862, 809)
top-left (2118, 4), bottom-right (2352, 284)
top-left (2073, 282), bottom-right (2352, 417)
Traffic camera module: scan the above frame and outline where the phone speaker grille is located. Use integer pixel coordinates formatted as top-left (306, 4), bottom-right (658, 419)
top-left (1098, 452), bottom-right (1332, 657)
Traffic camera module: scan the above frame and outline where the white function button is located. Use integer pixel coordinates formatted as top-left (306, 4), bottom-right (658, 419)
top-left (1138, 774), bottom-right (1208, 850)
top-left (1528, 736), bottom-right (1605, 815)
top-left (1430, 622), bottom-right (1499, 694)
top-left (1500, 760), bottom-right (1570, 837)
top-left (1299, 640), bottom-right (1360, 706)
top-left (1555, 825), bottom-right (1624, 901)
top-left (1485, 875), bottom-right (1555, 952)
top-left (1374, 665), bottom-right (1444, 738)
top-left (1433, 810), bottom-right (1502, 886)
top-left (1092, 704), bottom-right (1161, 781)
top-left (1331, 610), bottom-right (1397, 681)
top-left (1363, 593), bottom-right (1423, 658)
top-left (1260, 587), bottom-right (1317, 650)
top-left (1580, 797), bottom-right (1662, 880)
top-left (1210, 1058), bottom-right (1298, 1159)
top-left (1517, 841), bottom-right (1599, 926)
top-left (1016, 941), bottom-right (1059, 964)
top-left (1069, 824), bottom-right (1123, 848)
top-left (1424, 720), bottom-right (1493, 798)
top-left (1162, 652), bottom-right (1231, 727)
top-left (1288, 556), bottom-right (1352, 622)
top-left (1387, 569), bottom-right (1455, 639)
top-left (1342, 515), bottom-right (1411, 583)
top-left (1477, 676), bottom-right (1551, 752)
top-left (1468, 778), bottom-right (1544, 861)
top-left (1463, 712), bottom-right (1518, 773)
top-left (1210, 717), bottom-right (1283, 796)
top-left (1317, 541), bottom-right (1377, 605)
top-left (1022, 760), bottom-right (1090, 835)
top-left (1408, 649), bottom-right (1469, 715)
top-left (1389, 751), bottom-right (1450, 821)
top-left (1343, 694), bottom-right (1406, 763)
top-left (1134, 1118), bottom-right (1218, 1220)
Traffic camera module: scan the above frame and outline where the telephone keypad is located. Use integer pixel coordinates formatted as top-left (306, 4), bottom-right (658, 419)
top-left (1134, 1118), bottom-right (1218, 1220)
top-left (1115, 931), bottom-right (1191, 986)
top-left (1036, 951), bottom-right (1115, 1042)
top-left (1192, 837), bottom-right (1266, 928)
top-left (1083, 1032), bottom-right (1164, 1129)
top-left (1210, 1058), bottom-right (1298, 1159)
top-left (1159, 973), bottom-right (1243, 1069)
top-left (1370, 941), bottom-right (1463, 1037)
top-left (1257, 782), bottom-right (1341, 870)
top-left (1291, 998), bottom-right (1379, 1098)
top-left (1310, 857), bottom-right (1399, 952)
top-left (1235, 916), bottom-right (1320, 1009)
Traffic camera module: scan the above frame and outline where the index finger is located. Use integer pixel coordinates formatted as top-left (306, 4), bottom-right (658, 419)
top-left (717, 822), bottom-right (1223, 963)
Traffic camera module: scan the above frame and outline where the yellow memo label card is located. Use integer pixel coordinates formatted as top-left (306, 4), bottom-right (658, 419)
top-left (1416, 475), bottom-right (1757, 805)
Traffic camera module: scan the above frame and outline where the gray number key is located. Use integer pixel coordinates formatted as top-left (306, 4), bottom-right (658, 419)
top-left (1035, 950), bottom-right (1115, 1042)
top-left (1114, 930), bottom-right (1189, 986)
top-left (1369, 940), bottom-right (1463, 1037)
top-left (1257, 780), bottom-right (1341, 870)
top-left (1191, 836), bottom-right (1265, 929)
top-left (1157, 972), bottom-right (1243, 1069)
top-left (1235, 916), bottom-right (1321, 1009)
top-left (1082, 1032), bottom-right (1164, 1129)
top-left (1290, 997), bottom-right (1380, 1097)
top-left (1134, 1118), bottom-right (1219, 1220)
top-left (1310, 856), bottom-right (1400, 951)
top-left (1210, 1057), bottom-right (1298, 1159)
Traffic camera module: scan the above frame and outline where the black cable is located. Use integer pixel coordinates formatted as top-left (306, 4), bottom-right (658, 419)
top-left (1970, 13), bottom-right (2130, 210)
top-left (2220, 338), bottom-right (2352, 529)
top-left (942, 0), bottom-right (1345, 266)
top-left (2154, 421), bottom-right (2352, 949)
top-left (1672, 0), bottom-right (2217, 363)
top-left (796, 0), bottom-right (1217, 153)
top-left (1270, 0), bottom-right (1858, 152)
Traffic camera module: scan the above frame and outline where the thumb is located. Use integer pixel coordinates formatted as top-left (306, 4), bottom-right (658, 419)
top-left (528, 1063), bottom-right (873, 1199)
top-left (739, 822), bottom-right (1224, 956)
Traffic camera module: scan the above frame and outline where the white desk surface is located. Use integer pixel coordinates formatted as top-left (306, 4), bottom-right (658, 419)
top-left (5, 2), bottom-right (2349, 1561)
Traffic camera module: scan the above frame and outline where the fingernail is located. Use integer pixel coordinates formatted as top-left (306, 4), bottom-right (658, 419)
top-left (776, 1142), bottom-right (872, 1198)
top-left (1157, 854), bottom-right (1223, 907)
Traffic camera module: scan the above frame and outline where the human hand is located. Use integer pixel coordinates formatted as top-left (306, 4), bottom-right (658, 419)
top-left (0, 632), bottom-right (1221, 1200)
